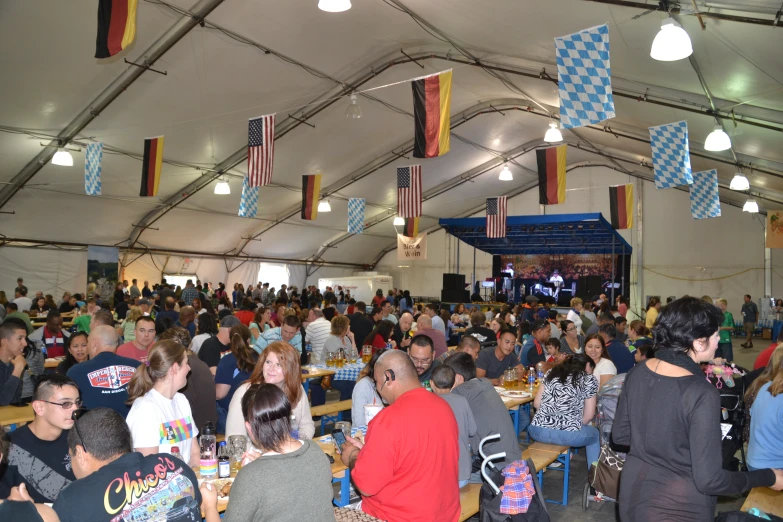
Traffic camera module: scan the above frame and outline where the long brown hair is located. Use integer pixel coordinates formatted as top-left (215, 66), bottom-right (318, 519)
top-left (230, 324), bottom-right (257, 374)
top-left (746, 344), bottom-right (783, 401)
top-left (126, 340), bottom-right (186, 404)
top-left (584, 334), bottom-right (611, 361)
top-left (247, 341), bottom-right (302, 406)
top-left (628, 320), bottom-right (650, 338)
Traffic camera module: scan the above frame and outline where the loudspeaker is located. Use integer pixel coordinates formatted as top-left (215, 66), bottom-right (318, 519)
top-left (580, 276), bottom-right (603, 302)
top-left (492, 255), bottom-right (502, 278)
top-left (441, 289), bottom-right (470, 303)
top-left (442, 273), bottom-right (465, 291)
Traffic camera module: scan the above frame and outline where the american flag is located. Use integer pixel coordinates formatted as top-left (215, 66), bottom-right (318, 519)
top-left (486, 196), bottom-right (507, 238)
top-left (397, 165), bottom-right (422, 218)
top-left (247, 114), bottom-right (275, 187)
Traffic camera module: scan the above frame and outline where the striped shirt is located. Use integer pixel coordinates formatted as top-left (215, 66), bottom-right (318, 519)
top-left (305, 318), bottom-right (332, 362)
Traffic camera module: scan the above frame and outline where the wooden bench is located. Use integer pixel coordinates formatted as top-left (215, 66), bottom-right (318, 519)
top-left (310, 399), bottom-right (353, 436)
top-left (458, 483), bottom-right (482, 521)
top-left (527, 442), bottom-right (571, 505)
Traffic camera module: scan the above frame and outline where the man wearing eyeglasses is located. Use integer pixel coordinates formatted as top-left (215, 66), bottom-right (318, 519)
top-left (408, 334), bottom-right (440, 387)
top-left (1, 374), bottom-right (78, 503)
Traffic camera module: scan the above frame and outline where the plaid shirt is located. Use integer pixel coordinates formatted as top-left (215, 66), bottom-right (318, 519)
top-left (180, 286), bottom-right (199, 306)
top-left (500, 460), bottom-right (535, 514)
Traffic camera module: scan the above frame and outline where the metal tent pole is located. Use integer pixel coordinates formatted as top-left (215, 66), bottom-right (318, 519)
top-left (456, 238), bottom-right (460, 276)
top-left (621, 244), bottom-right (626, 303)
top-left (473, 247), bottom-right (477, 293)
top-left (611, 235), bottom-right (616, 304)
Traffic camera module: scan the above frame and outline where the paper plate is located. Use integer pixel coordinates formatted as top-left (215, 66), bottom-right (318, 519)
top-left (494, 386), bottom-right (506, 393)
top-left (501, 390), bottom-right (531, 398)
top-left (198, 477), bottom-right (234, 500)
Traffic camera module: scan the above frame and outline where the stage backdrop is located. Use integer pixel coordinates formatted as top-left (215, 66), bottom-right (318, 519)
top-left (87, 246), bottom-right (119, 302)
top-left (501, 254), bottom-right (617, 280)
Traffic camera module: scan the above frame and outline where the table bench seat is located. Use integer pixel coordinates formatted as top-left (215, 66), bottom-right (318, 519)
top-left (311, 399), bottom-right (353, 436)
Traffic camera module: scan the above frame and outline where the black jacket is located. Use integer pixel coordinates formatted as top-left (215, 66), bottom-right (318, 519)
top-left (348, 312), bottom-right (374, 349)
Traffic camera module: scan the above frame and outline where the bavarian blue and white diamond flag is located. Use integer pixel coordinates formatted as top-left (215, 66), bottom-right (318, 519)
top-left (347, 197), bottom-right (365, 235)
top-left (689, 169), bottom-right (721, 220)
top-left (238, 175), bottom-right (259, 218)
top-left (649, 120), bottom-right (692, 189)
top-left (555, 24), bottom-right (615, 129)
top-left (84, 142), bottom-right (102, 196)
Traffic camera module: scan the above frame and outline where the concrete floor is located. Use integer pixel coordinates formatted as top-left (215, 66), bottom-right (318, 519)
top-left (320, 337), bottom-right (767, 521)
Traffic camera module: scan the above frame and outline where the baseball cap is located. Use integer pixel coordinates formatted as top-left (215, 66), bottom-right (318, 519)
top-left (220, 315), bottom-right (241, 328)
top-left (138, 298), bottom-right (151, 305)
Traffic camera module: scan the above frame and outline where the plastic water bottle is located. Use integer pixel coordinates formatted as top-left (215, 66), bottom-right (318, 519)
top-left (199, 421), bottom-right (217, 478)
top-left (217, 441), bottom-right (230, 478)
top-left (528, 367), bottom-right (535, 393)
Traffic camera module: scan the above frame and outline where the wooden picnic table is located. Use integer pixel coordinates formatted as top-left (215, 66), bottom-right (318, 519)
top-left (45, 358), bottom-right (64, 369)
top-left (0, 404), bottom-right (34, 427)
top-left (301, 367), bottom-right (336, 382)
top-left (742, 487), bottom-right (783, 517)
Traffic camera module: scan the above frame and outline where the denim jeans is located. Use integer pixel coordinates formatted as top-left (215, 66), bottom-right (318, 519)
top-left (216, 403), bottom-right (228, 434)
top-left (527, 424), bottom-right (600, 469)
top-left (717, 341), bottom-right (734, 362)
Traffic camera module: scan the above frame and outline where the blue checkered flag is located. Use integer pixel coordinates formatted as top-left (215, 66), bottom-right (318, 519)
top-left (649, 120), bottom-right (692, 189)
top-left (84, 142), bottom-right (102, 196)
top-left (555, 24), bottom-right (616, 129)
top-left (689, 169), bottom-right (721, 220)
top-left (347, 198), bottom-right (365, 235)
top-left (238, 175), bottom-right (259, 218)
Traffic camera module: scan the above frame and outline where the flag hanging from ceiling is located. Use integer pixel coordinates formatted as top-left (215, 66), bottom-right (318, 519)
top-left (139, 136), bottom-right (163, 197)
top-left (248, 114), bottom-right (275, 187)
top-left (555, 24), bottom-right (615, 129)
top-left (95, 0), bottom-right (138, 58)
top-left (412, 70), bottom-right (452, 158)
top-left (402, 217), bottom-right (419, 238)
top-left (689, 169), bottom-right (721, 220)
top-left (84, 142), bottom-right (103, 196)
top-left (649, 120), bottom-right (692, 189)
top-left (486, 197), bottom-right (508, 238)
top-left (238, 176), bottom-right (259, 218)
top-left (347, 198), bottom-right (365, 234)
top-left (301, 174), bottom-right (322, 221)
top-left (609, 183), bottom-right (633, 229)
top-left (536, 145), bottom-right (567, 205)
top-left (397, 165), bottom-right (422, 218)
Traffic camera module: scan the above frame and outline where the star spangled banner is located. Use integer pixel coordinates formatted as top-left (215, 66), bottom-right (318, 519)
top-left (85, 142), bottom-right (103, 196)
top-left (689, 169), bottom-right (721, 220)
top-left (238, 175), bottom-right (259, 218)
top-left (486, 196), bottom-right (507, 238)
top-left (248, 114), bottom-right (275, 187)
top-left (347, 198), bottom-right (365, 234)
top-left (649, 120), bottom-right (692, 189)
top-left (397, 165), bottom-right (422, 218)
top-left (555, 23), bottom-right (615, 129)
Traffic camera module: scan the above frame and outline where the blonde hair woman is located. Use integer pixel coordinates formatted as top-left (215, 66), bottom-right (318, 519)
top-left (125, 340), bottom-right (199, 465)
top-left (567, 297), bottom-right (584, 334)
top-left (120, 305), bottom-right (142, 341)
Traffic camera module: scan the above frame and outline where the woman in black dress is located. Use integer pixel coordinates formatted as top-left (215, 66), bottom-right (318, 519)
top-left (612, 297), bottom-right (783, 521)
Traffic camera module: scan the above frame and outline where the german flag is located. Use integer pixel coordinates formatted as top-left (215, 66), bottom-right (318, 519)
top-left (301, 174), bottom-right (322, 220)
top-left (95, 0), bottom-right (138, 59)
top-left (140, 136), bottom-right (163, 197)
top-left (536, 145), bottom-right (567, 205)
top-left (402, 217), bottom-right (419, 238)
top-left (412, 70), bottom-right (452, 158)
top-left (609, 184), bottom-right (634, 229)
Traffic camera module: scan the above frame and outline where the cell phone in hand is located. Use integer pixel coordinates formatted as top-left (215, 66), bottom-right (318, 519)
top-left (332, 429), bottom-right (347, 454)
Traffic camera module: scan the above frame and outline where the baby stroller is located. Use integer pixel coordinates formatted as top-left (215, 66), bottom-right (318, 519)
top-left (478, 434), bottom-right (550, 522)
top-left (705, 363), bottom-right (750, 471)
top-left (583, 374), bottom-right (626, 511)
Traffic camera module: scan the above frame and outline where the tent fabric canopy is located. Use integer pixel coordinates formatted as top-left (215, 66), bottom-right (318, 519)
top-left (439, 213), bottom-right (632, 256)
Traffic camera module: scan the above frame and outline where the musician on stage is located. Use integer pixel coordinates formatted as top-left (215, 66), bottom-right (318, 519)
top-left (502, 263), bottom-right (515, 300)
top-left (549, 270), bottom-right (564, 300)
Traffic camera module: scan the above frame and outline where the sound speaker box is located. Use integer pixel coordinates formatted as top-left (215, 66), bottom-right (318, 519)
top-left (441, 289), bottom-right (470, 303)
top-left (492, 255), bottom-right (502, 278)
top-left (442, 273), bottom-right (465, 291)
top-left (580, 276), bottom-right (603, 302)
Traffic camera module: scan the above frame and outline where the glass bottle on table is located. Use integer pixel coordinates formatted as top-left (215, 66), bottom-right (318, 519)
top-left (199, 421), bottom-right (217, 478)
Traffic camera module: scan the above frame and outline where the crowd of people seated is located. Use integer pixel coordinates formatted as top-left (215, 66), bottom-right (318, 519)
top-left (2, 277), bottom-right (783, 521)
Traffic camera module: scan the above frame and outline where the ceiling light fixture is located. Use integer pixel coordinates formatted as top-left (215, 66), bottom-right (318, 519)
top-left (729, 173), bottom-right (749, 191)
top-left (743, 199), bottom-right (759, 213)
top-left (214, 177), bottom-right (230, 195)
top-left (650, 17), bottom-right (693, 62)
top-left (704, 126), bottom-right (732, 152)
top-left (393, 216), bottom-right (405, 226)
top-left (498, 165), bottom-right (513, 181)
top-left (51, 148), bottom-right (74, 166)
top-left (345, 94), bottom-right (362, 119)
top-left (318, 199), bottom-right (332, 212)
top-left (543, 121), bottom-right (563, 143)
top-left (318, 0), bottom-right (351, 12)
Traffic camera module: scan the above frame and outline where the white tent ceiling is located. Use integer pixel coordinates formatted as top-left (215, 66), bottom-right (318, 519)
top-left (1, 0), bottom-right (783, 268)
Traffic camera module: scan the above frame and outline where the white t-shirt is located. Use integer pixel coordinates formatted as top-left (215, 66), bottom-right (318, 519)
top-left (592, 358), bottom-right (617, 385)
top-left (305, 318), bottom-right (332, 361)
top-left (189, 333), bottom-right (212, 355)
top-left (126, 388), bottom-right (199, 459)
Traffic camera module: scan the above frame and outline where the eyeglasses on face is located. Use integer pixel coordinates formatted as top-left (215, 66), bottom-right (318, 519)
top-left (409, 356), bottom-right (432, 367)
top-left (41, 399), bottom-right (83, 409)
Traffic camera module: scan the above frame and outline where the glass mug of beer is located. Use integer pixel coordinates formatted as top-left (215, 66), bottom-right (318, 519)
top-left (362, 345), bottom-right (372, 364)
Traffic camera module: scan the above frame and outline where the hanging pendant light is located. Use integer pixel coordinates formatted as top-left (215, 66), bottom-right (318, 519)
top-left (393, 216), bottom-right (405, 226)
top-left (318, 0), bottom-right (351, 12)
top-left (51, 148), bottom-right (74, 166)
top-left (729, 173), bottom-right (749, 191)
top-left (214, 177), bottom-right (230, 195)
top-left (743, 199), bottom-right (759, 213)
top-left (543, 122), bottom-right (563, 143)
top-left (650, 17), bottom-right (693, 62)
top-left (345, 94), bottom-right (362, 119)
top-left (498, 165), bottom-right (513, 181)
top-left (318, 199), bottom-right (332, 212)
top-left (704, 126), bottom-right (731, 152)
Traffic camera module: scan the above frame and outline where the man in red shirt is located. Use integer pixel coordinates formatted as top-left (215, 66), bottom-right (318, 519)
top-left (116, 316), bottom-right (156, 363)
top-left (754, 341), bottom-right (781, 370)
top-left (340, 350), bottom-right (460, 522)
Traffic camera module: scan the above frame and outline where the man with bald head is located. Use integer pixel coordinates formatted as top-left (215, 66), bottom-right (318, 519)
top-left (392, 311), bottom-right (414, 351)
top-left (340, 350), bottom-right (460, 522)
top-left (66, 325), bottom-right (140, 418)
top-left (176, 305), bottom-right (197, 338)
top-left (414, 314), bottom-right (448, 359)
